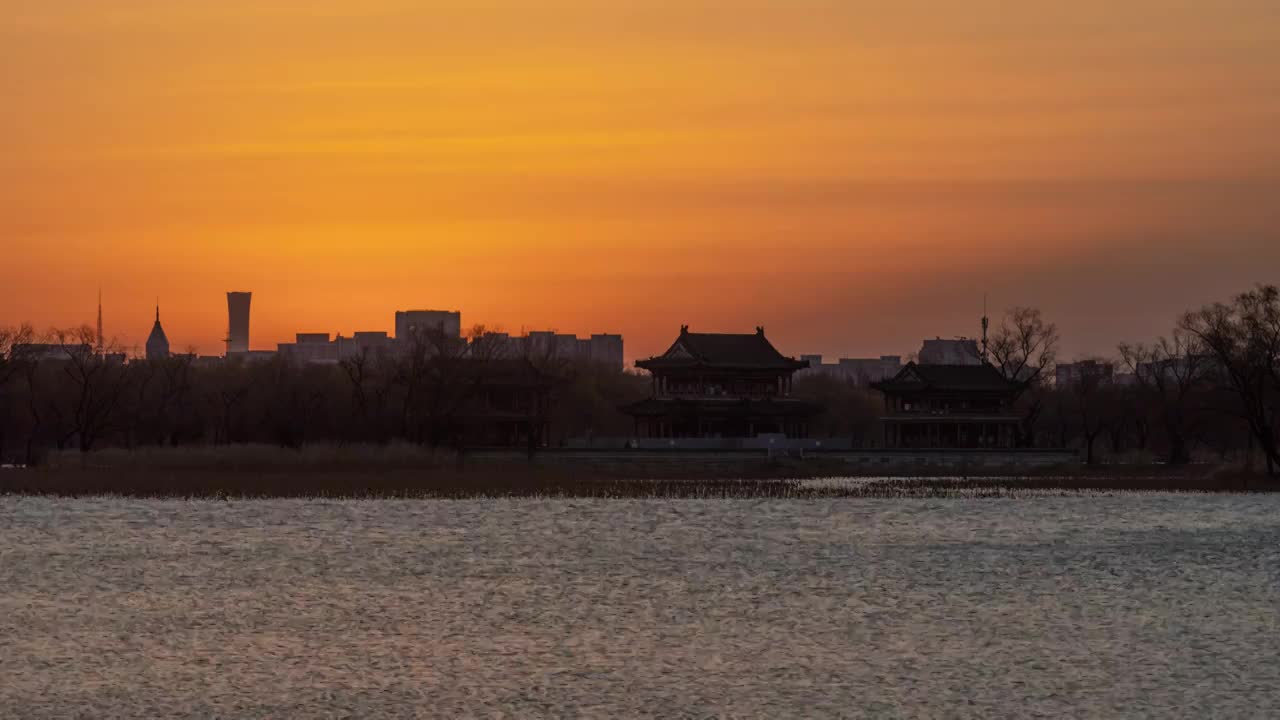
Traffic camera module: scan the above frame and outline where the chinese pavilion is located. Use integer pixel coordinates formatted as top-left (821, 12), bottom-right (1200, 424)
top-left (624, 326), bottom-right (820, 438)
top-left (871, 362), bottom-right (1023, 449)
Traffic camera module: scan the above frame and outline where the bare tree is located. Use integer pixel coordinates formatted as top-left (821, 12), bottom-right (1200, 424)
top-left (157, 354), bottom-right (196, 446)
top-left (53, 326), bottom-right (132, 453)
top-left (1060, 358), bottom-right (1112, 464)
top-left (393, 323), bottom-right (503, 449)
top-left (1119, 329), bottom-right (1213, 464)
top-left (0, 324), bottom-right (36, 461)
top-left (0, 324), bottom-right (35, 382)
top-left (1180, 284), bottom-right (1280, 476)
top-left (340, 347), bottom-right (391, 444)
top-left (987, 307), bottom-right (1060, 446)
top-left (124, 358), bottom-right (160, 448)
top-left (206, 364), bottom-right (255, 445)
top-left (1104, 382), bottom-right (1145, 457)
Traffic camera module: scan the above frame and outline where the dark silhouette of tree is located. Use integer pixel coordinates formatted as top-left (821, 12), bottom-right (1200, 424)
top-left (0, 324), bottom-right (37, 458)
top-left (0, 324), bottom-right (36, 462)
top-left (32, 326), bottom-right (132, 454)
top-left (1180, 285), bottom-right (1280, 476)
top-left (206, 362), bottom-right (256, 445)
top-left (1119, 329), bottom-right (1213, 464)
top-left (987, 307), bottom-right (1059, 446)
top-left (1103, 382), bottom-right (1144, 457)
top-left (792, 375), bottom-right (883, 447)
top-left (1060, 357), bottom-right (1112, 465)
top-left (392, 323), bottom-right (504, 449)
top-left (339, 346), bottom-right (394, 444)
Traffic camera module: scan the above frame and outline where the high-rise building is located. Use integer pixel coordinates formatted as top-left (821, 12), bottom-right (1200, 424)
top-left (473, 329), bottom-right (624, 369)
top-left (587, 334), bottom-right (624, 370)
top-left (145, 304), bottom-right (170, 360)
top-left (1055, 360), bottom-right (1115, 388)
top-left (227, 292), bottom-right (252, 354)
top-left (797, 354), bottom-right (903, 385)
top-left (394, 310), bottom-right (461, 341)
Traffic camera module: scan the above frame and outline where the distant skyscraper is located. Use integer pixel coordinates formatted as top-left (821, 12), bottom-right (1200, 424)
top-left (588, 334), bottom-right (624, 370)
top-left (146, 304), bottom-right (170, 360)
top-left (227, 292), bottom-right (252, 354)
top-left (395, 310), bottom-right (461, 340)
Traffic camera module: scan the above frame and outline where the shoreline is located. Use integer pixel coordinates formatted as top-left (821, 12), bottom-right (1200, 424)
top-left (3, 464), bottom-right (1277, 499)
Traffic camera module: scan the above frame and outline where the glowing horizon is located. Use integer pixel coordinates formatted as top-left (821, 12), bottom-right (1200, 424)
top-left (4, 0), bottom-right (1279, 361)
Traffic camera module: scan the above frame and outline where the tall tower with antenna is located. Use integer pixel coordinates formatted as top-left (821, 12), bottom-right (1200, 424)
top-left (96, 289), bottom-right (105, 356)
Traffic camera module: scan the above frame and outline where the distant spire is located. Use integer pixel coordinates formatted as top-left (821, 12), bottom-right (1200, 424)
top-left (96, 289), bottom-right (104, 355)
top-left (147, 297), bottom-right (170, 360)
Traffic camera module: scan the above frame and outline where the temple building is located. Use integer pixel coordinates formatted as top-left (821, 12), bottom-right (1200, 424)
top-left (624, 326), bottom-right (819, 438)
top-left (145, 305), bottom-right (170, 360)
top-left (872, 363), bottom-right (1022, 448)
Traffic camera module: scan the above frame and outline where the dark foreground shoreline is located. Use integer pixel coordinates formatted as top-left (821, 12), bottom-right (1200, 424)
top-left (3, 456), bottom-right (1277, 498)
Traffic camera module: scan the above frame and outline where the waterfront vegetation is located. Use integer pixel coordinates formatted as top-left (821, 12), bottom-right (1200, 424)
top-left (1, 284), bottom-right (1279, 487)
top-left (0, 443), bottom-right (1273, 498)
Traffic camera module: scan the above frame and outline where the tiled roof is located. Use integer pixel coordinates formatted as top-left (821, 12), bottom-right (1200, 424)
top-left (874, 362), bottom-right (1017, 393)
top-left (637, 327), bottom-right (806, 371)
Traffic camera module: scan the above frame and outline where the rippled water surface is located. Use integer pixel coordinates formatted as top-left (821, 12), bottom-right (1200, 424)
top-left (2, 495), bottom-right (1279, 718)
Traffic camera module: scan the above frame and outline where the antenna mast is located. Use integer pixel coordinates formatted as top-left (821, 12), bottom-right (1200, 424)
top-left (980, 294), bottom-right (990, 363)
top-left (96, 289), bottom-right (104, 356)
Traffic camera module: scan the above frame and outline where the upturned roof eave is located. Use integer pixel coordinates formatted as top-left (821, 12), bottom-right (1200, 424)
top-left (635, 358), bottom-right (808, 371)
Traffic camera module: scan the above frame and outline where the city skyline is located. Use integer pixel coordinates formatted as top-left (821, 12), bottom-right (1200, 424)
top-left (2, 287), bottom-right (1174, 366)
top-left (5, 1), bottom-right (1279, 361)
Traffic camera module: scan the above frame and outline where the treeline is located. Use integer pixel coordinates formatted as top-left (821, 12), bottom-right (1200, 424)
top-left (0, 325), bottom-right (649, 465)
top-left (2, 285), bottom-right (1278, 475)
top-left (799, 285), bottom-right (1280, 474)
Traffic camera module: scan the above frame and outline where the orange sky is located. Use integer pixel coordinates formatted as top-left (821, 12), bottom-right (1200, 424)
top-left (4, 0), bottom-right (1279, 361)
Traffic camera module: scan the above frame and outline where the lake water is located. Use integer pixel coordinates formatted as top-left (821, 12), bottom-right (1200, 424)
top-left (2, 494), bottom-right (1278, 718)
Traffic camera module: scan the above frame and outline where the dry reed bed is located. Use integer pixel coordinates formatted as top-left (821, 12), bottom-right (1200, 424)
top-left (1, 444), bottom-right (1271, 498)
top-left (3, 467), bottom-right (1276, 500)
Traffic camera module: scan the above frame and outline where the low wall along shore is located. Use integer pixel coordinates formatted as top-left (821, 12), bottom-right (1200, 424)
top-left (4, 443), bottom-right (1276, 497)
top-left (485, 447), bottom-right (1079, 468)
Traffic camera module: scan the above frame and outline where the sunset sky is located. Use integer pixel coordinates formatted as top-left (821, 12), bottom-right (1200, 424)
top-left (4, 0), bottom-right (1279, 361)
